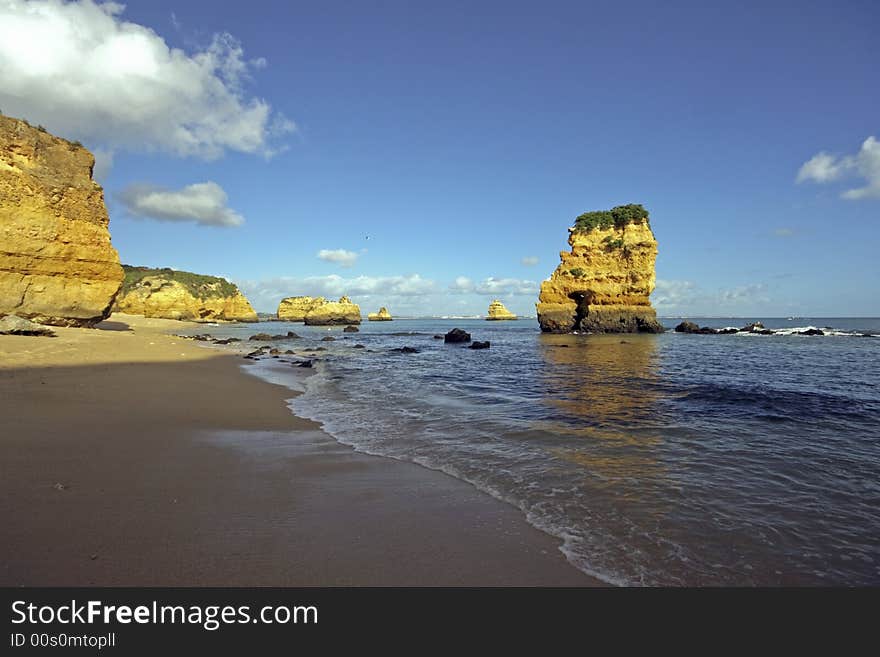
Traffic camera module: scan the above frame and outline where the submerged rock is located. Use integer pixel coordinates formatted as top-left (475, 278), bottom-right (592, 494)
top-left (485, 300), bottom-right (516, 320)
top-left (343, 325), bottom-right (359, 333)
top-left (249, 333), bottom-right (273, 341)
top-left (444, 328), bottom-right (472, 343)
top-left (536, 205), bottom-right (663, 334)
top-left (321, 336), bottom-right (336, 342)
top-left (797, 328), bottom-right (825, 336)
top-left (391, 346), bottom-right (419, 353)
top-left (469, 341), bottom-right (491, 349)
top-left (0, 115), bottom-right (124, 326)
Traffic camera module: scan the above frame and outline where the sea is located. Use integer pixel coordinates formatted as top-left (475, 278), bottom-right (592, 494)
top-left (187, 317), bottom-right (880, 586)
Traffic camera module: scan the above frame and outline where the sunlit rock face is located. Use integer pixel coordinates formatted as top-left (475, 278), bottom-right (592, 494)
top-left (304, 296), bottom-right (362, 325)
top-left (368, 306), bottom-right (392, 321)
top-left (115, 266), bottom-right (257, 322)
top-left (536, 220), bottom-right (663, 334)
top-left (277, 296), bottom-right (327, 321)
top-left (0, 115), bottom-right (123, 326)
top-left (485, 299), bottom-right (516, 320)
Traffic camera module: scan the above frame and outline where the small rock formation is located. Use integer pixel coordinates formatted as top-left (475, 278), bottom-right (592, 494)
top-left (277, 296), bottom-right (327, 321)
top-left (368, 306), bottom-right (393, 321)
top-left (485, 300), bottom-right (516, 320)
top-left (0, 115), bottom-right (124, 326)
top-left (343, 325), bottom-right (359, 333)
top-left (304, 296), bottom-right (362, 325)
top-left (469, 341), bottom-right (491, 349)
top-left (444, 328), bottom-right (472, 343)
top-left (0, 315), bottom-right (56, 336)
top-left (536, 204), bottom-right (663, 334)
top-left (114, 266), bottom-right (257, 322)
top-left (391, 346), bottom-right (419, 353)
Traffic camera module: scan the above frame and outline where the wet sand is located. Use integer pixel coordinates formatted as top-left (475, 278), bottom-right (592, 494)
top-left (0, 314), bottom-right (598, 585)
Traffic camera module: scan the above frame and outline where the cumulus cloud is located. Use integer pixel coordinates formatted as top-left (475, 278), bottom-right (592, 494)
top-left (317, 249), bottom-right (359, 268)
top-left (0, 0), bottom-right (292, 161)
top-left (796, 136), bottom-right (880, 200)
top-left (118, 182), bottom-right (244, 227)
top-left (521, 256), bottom-right (539, 266)
top-left (653, 279), bottom-right (770, 314)
top-left (449, 276), bottom-right (539, 296)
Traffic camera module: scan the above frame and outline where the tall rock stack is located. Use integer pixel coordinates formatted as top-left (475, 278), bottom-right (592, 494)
top-left (0, 115), bottom-right (123, 326)
top-left (536, 204), bottom-right (663, 334)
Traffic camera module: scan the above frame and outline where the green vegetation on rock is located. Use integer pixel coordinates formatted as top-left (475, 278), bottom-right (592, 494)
top-left (568, 267), bottom-right (585, 278)
top-left (121, 265), bottom-right (240, 300)
top-left (574, 204), bottom-right (649, 233)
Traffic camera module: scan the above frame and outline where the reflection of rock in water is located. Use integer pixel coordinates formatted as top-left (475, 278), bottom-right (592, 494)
top-left (537, 333), bottom-right (667, 485)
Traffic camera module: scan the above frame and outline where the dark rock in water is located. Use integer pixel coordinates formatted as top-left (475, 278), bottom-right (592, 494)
top-left (469, 341), bottom-right (490, 350)
top-left (192, 334), bottom-right (212, 341)
top-left (284, 349), bottom-right (295, 354)
top-left (314, 347), bottom-right (327, 351)
top-left (716, 328), bottom-right (738, 334)
top-left (755, 329), bottom-right (775, 335)
top-left (444, 328), bottom-right (471, 343)
top-left (343, 325), bottom-right (359, 333)
top-left (321, 336), bottom-right (336, 342)
top-left (392, 346), bottom-right (419, 354)
top-left (245, 349), bottom-right (265, 358)
top-left (297, 360), bottom-right (313, 368)
top-left (353, 344), bottom-right (366, 349)
top-left (0, 315), bottom-right (56, 336)
top-left (433, 335), bottom-right (443, 339)
top-left (269, 348), bottom-right (281, 355)
top-left (674, 321), bottom-right (701, 333)
top-left (287, 331), bottom-right (301, 338)
top-left (739, 322), bottom-right (765, 333)
top-left (249, 333), bottom-right (273, 341)
top-left (213, 337), bottom-right (241, 344)
top-left (797, 328), bottom-right (825, 336)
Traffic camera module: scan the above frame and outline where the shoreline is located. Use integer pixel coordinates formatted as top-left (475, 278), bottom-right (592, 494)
top-left (0, 314), bottom-right (598, 586)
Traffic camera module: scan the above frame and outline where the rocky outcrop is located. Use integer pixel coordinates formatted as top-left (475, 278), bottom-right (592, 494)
top-left (0, 115), bottom-right (124, 326)
top-left (536, 206), bottom-right (663, 333)
top-left (368, 306), bottom-right (393, 321)
top-left (114, 266), bottom-right (257, 322)
top-left (304, 296), bottom-right (361, 325)
top-left (444, 328), bottom-right (471, 343)
top-left (485, 299), bottom-right (516, 320)
top-left (277, 296), bottom-right (327, 321)
top-left (0, 315), bottom-right (56, 336)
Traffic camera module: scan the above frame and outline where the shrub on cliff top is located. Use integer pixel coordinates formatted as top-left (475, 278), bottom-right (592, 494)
top-left (574, 204), bottom-right (649, 233)
top-left (121, 265), bottom-right (240, 300)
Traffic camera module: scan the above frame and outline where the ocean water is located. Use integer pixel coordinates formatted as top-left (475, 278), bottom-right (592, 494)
top-left (190, 317), bottom-right (880, 586)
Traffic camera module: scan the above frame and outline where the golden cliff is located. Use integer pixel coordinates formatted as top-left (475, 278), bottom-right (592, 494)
top-left (304, 296), bottom-right (362, 325)
top-left (486, 299), bottom-right (516, 320)
top-left (0, 115), bottom-right (123, 326)
top-left (368, 306), bottom-right (393, 321)
top-left (115, 266), bottom-right (257, 322)
top-left (277, 296), bottom-right (327, 321)
top-left (536, 205), bottom-right (663, 333)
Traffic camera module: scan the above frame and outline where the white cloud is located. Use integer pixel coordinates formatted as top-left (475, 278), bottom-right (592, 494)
top-left (118, 182), bottom-right (244, 227)
top-left (0, 0), bottom-right (292, 161)
top-left (521, 256), bottom-right (539, 266)
top-left (653, 279), bottom-right (770, 314)
top-left (773, 227), bottom-right (795, 237)
top-left (240, 274), bottom-right (437, 308)
top-left (317, 249), bottom-right (359, 268)
top-left (796, 136), bottom-right (880, 200)
top-left (449, 276), bottom-right (538, 296)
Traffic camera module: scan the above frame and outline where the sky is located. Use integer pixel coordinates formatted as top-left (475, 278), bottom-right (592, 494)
top-left (1, 0), bottom-right (878, 317)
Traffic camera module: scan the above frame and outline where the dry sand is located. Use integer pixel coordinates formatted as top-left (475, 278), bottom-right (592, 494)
top-left (0, 314), bottom-right (598, 585)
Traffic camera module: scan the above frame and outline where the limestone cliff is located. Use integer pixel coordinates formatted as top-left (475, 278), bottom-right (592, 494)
top-left (486, 299), bottom-right (516, 320)
top-left (277, 296), bottom-right (327, 321)
top-left (0, 115), bottom-right (123, 326)
top-left (368, 306), bottom-right (393, 321)
top-left (304, 296), bottom-right (362, 325)
top-left (536, 206), bottom-right (663, 333)
top-left (115, 266), bottom-right (257, 322)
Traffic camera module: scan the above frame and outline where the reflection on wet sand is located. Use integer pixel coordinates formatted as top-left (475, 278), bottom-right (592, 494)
top-left (537, 333), bottom-right (668, 487)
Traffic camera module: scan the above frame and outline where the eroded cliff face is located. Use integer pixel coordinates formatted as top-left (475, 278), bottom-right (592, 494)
top-left (277, 296), bottom-right (327, 321)
top-left (0, 115), bottom-right (123, 326)
top-left (486, 299), bottom-right (516, 320)
top-left (304, 296), bottom-right (362, 325)
top-left (368, 306), bottom-right (392, 321)
top-left (114, 266), bottom-right (257, 322)
top-left (536, 222), bottom-right (663, 333)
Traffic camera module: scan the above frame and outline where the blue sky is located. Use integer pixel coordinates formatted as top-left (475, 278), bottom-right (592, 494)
top-left (1, 0), bottom-right (878, 316)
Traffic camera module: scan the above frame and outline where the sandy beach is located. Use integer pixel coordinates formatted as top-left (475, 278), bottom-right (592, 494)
top-left (0, 314), bottom-right (597, 586)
